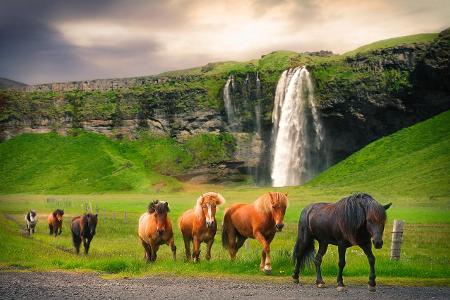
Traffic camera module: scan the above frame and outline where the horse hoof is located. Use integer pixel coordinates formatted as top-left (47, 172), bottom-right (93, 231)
top-left (368, 285), bottom-right (376, 292)
top-left (317, 283), bottom-right (326, 288)
top-left (336, 286), bottom-right (346, 292)
top-left (292, 278), bottom-right (299, 284)
top-left (263, 266), bottom-right (272, 275)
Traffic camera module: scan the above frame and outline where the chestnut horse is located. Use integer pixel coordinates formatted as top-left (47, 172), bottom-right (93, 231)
top-left (138, 200), bottom-right (176, 262)
top-left (71, 213), bottom-right (98, 255)
top-left (179, 192), bottom-right (226, 262)
top-left (292, 193), bottom-right (391, 291)
top-left (47, 209), bottom-right (64, 236)
top-left (222, 192), bottom-right (288, 274)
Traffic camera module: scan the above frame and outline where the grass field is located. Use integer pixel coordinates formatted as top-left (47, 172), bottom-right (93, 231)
top-left (0, 112), bottom-right (449, 285)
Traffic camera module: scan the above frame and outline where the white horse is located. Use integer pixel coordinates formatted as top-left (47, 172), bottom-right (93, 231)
top-left (25, 210), bottom-right (38, 234)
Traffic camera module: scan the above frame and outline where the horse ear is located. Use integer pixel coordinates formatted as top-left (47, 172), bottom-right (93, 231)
top-left (383, 203), bottom-right (392, 210)
top-left (164, 202), bottom-right (170, 212)
top-left (268, 192), bottom-right (276, 205)
top-left (148, 201), bottom-right (156, 213)
top-left (95, 214), bottom-right (98, 217)
top-left (285, 192), bottom-right (288, 197)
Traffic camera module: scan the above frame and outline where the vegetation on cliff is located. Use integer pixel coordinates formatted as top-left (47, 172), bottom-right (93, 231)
top-left (308, 110), bottom-right (450, 198)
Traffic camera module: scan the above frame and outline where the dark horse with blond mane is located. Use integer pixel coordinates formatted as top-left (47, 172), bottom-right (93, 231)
top-left (179, 192), bottom-right (226, 262)
top-left (47, 209), bottom-right (64, 237)
top-left (222, 192), bottom-right (288, 274)
top-left (292, 193), bottom-right (391, 291)
top-left (71, 213), bottom-right (98, 255)
top-left (138, 200), bottom-right (176, 262)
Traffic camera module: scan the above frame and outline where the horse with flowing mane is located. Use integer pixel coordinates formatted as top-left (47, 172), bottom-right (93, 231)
top-left (292, 193), bottom-right (391, 291)
top-left (222, 192), bottom-right (288, 274)
top-left (138, 200), bottom-right (176, 262)
top-left (71, 213), bottom-right (98, 255)
top-left (47, 209), bottom-right (64, 237)
top-left (179, 192), bottom-right (226, 262)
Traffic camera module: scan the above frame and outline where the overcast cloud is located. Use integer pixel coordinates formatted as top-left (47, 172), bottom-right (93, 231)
top-left (0, 0), bottom-right (449, 84)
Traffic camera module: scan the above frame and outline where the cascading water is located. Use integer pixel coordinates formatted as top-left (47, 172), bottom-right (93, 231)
top-left (255, 72), bottom-right (262, 135)
top-left (223, 75), bottom-right (237, 129)
top-left (271, 66), bottom-right (325, 187)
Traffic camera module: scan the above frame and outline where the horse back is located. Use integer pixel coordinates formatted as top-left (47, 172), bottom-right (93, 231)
top-left (307, 203), bottom-right (343, 244)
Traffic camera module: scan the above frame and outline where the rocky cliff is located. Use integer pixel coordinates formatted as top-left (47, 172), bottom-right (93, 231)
top-left (1, 29), bottom-right (449, 184)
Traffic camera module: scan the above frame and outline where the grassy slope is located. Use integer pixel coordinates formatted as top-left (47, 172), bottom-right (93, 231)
top-left (308, 110), bottom-right (450, 200)
top-left (0, 132), bottom-right (181, 194)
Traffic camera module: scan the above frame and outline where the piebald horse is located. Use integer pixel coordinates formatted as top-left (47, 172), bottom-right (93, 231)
top-left (222, 192), bottom-right (288, 274)
top-left (138, 200), bottom-right (176, 262)
top-left (292, 193), bottom-right (391, 291)
top-left (47, 209), bottom-right (64, 236)
top-left (179, 192), bottom-right (226, 262)
top-left (25, 210), bottom-right (37, 235)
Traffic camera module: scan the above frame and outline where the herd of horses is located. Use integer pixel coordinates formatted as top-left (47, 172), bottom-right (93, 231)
top-left (24, 192), bottom-right (391, 291)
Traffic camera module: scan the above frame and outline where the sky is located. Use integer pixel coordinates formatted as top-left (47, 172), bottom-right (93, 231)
top-left (0, 0), bottom-right (449, 84)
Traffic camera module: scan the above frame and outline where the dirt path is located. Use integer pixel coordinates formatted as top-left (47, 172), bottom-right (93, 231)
top-left (0, 272), bottom-right (449, 299)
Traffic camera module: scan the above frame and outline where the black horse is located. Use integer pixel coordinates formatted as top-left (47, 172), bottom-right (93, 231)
top-left (292, 193), bottom-right (391, 291)
top-left (71, 213), bottom-right (98, 255)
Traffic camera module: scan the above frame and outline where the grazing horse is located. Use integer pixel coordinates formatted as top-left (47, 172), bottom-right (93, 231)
top-left (47, 209), bottom-right (64, 236)
top-left (179, 192), bottom-right (226, 262)
top-left (222, 192), bottom-right (288, 274)
top-left (138, 200), bottom-right (176, 262)
top-left (25, 210), bottom-right (37, 235)
top-left (292, 193), bottom-right (391, 291)
top-left (71, 213), bottom-right (98, 255)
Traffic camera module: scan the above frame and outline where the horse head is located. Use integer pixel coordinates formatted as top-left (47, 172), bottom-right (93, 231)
top-left (85, 213), bottom-right (98, 236)
top-left (149, 200), bottom-right (170, 236)
top-left (269, 192), bottom-right (288, 232)
top-left (366, 202), bottom-right (391, 249)
top-left (198, 193), bottom-right (226, 228)
top-left (29, 210), bottom-right (37, 222)
top-left (53, 209), bottom-right (64, 221)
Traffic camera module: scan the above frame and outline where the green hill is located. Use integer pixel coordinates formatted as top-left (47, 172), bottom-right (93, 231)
top-left (0, 132), bottom-right (182, 194)
top-left (308, 110), bottom-right (450, 199)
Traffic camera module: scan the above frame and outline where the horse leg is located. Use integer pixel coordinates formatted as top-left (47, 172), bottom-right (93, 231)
top-left (49, 224), bottom-right (53, 235)
top-left (315, 242), bottom-right (328, 287)
top-left (150, 243), bottom-right (159, 262)
top-left (193, 236), bottom-right (201, 262)
top-left (183, 236), bottom-right (192, 261)
top-left (54, 225), bottom-right (58, 237)
top-left (235, 234), bottom-right (246, 251)
top-left (361, 242), bottom-right (376, 291)
top-left (205, 239), bottom-right (214, 261)
top-left (141, 240), bottom-right (152, 262)
top-left (58, 224), bottom-right (62, 235)
top-left (254, 231), bottom-right (271, 275)
top-left (72, 234), bottom-right (81, 254)
top-left (167, 238), bottom-right (177, 261)
top-left (83, 237), bottom-right (91, 255)
top-left (336, 245), bottom-right (347, 291)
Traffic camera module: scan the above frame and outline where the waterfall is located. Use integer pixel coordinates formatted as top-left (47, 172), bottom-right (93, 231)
top-left (223, 75), bottom-right (236, 129)
top-left (271, 66), bottom-right (324, 187)
top-left (255, 72), bottom-right (262, 135)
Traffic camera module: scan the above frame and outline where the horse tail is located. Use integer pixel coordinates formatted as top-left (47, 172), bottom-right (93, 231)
top-left (221, 208), bottom-right (231, 249)
top-left (292, 206), bottom-right (315, 273)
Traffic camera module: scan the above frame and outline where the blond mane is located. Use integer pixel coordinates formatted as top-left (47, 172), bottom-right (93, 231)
top-left (194, 192), bottom-right (226, 217)
top-left (254, 192), bottom-right (288, 214)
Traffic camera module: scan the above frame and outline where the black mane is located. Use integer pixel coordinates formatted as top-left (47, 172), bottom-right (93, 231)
top-left (335, 193), bottom-right (386, 242)
top-left (148, 200), bottom-right (170, 214)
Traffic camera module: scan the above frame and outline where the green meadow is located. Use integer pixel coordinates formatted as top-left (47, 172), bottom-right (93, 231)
top-left (0, 111), bottom-right (449, 285)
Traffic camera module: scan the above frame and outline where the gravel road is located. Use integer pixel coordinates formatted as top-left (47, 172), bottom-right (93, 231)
top-left (0, 271), bottom-right (449, 300)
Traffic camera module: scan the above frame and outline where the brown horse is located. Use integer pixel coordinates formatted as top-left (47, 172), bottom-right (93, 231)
top-left (222, 192), bottom-right (288, 274)
top-left (138, 200), bottom-right (176, 262)
top-left (47, 209), bottom-right (64, 236)
top-left (71, 213), bottom-right (98, 255)
top-left (179, 192), bottom-right (226, 262)
top-left (292, 193), bottom-right (391, 291)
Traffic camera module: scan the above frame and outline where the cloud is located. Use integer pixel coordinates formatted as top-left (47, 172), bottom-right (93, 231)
top-left (0, 0), bottom-right (449, 84)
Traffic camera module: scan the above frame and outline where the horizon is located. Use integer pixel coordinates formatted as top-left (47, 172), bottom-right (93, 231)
top-left (1, 0), bottom-right (449, 85)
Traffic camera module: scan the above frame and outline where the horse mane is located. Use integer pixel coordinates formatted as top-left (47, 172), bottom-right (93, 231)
top-left (53, 209), bottom-right (64, 216)
top-left (148, 200), bottom-right (170, 214)
top-left (194, 192), bottom-right (226, 217)
top-left (254, 192), bottom-right (288, 214)
top-left (336, 193), bottom-right (386, 243)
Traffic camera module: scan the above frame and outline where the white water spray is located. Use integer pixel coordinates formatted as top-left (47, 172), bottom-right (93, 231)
top-left (271, 66), bottom-right (324, 187)
top-left (223, 75), bottom-right (237, 129)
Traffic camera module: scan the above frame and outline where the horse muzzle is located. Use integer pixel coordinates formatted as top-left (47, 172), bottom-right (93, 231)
top-left (373, 240), bottom-right (383, 249)
top-left (205, 220), bottom-right (215, 228)
top-left (157, 229), bottom-right (165, 236)
top-left (275, 223), bottom-right (284, 232)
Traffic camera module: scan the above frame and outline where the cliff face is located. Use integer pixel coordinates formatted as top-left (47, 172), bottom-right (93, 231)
top-left (1, 30), bottom-right (449, 184)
